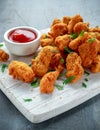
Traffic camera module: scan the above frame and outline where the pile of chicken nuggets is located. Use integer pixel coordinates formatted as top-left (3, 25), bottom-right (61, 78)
top-left (1, 14), bottom-right (100, 94)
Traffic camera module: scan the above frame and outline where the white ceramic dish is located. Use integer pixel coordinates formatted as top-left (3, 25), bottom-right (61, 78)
top-left (0, 28), bottom-right (100, 123)
top-left (4, 26), bottom-right (41, 56)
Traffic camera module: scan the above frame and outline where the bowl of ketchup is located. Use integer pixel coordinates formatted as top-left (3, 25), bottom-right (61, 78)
top-left (4, 26), bottom-right (41, 56)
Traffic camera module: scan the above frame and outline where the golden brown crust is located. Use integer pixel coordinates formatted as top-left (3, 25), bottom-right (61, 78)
top-left (0, 49), bottom-right (9, 62)
top-left (69, 32), bottom-right (88, 51)
top-left (40, 70), bottom-right (59, 93)
top-left (73, 22), bottom-right (89, 34)
top-left (49, 23), bottom-right (68, 38)
top-left (90, 55), bottom-right (100, 73)
top-left (31, 46), bottom-right (54, 77)
top-left (89, 27), bottom-right (100, 33)
top-left (55, 34), bottom-right (71, 51)
top-left (78, 39), bottom-right (100, 68)
top-left (62, 16), bottom-right (71, 25)
top-left (8, 61), bottom-right (35, 83)
top-left (67, 14), bottom-right (83, 34)
top-left (40, 34), bottom-right (54, 47)
top-left (66, 52), bottom-right (84, 83)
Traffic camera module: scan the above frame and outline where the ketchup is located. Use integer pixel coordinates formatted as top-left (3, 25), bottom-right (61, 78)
top-left (9, 29), bottom-right (37, 43)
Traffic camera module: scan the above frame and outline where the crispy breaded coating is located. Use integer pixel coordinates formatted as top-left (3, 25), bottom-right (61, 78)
top-left (51, 18), bottom-right (61, 27)
top-left (89, 27), bottom-right (100, 33)
top-left (67, 14), bottom-right (83, 34)
top-left (90, 55), bottom-right (100, 73)
top-left (73, 22), bottom-right (89, 34)
top-left (49, 23), bottom-right (68, 38)
top-left (69, 32), bottom-right (88, 51)
top-left (66, 52), bottom-right (84, 83)
top-left (0, 49), bottom-right (9, 62)
top-left (62, 16), bottom-right (71, 25)
top-left (40, 34), bottom-right (54, 47)
top-left (40, 70), bottom-right (59, 93)
top-left (31, 46), bottom-right (54, 77)
top-left (55, 34), bottom-right (71, 51)
top-left (8, 61), bottom-right (35, 83)
top-left (78, 39), bottom-right (100, 68)
top-left (50, 53), bottom-right (64, 70)
top-left (88, 32), bottom-right (100, 41)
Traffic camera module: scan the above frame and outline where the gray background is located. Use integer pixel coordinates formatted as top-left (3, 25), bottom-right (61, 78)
top-left (0, 0), bottom-right (100, 130)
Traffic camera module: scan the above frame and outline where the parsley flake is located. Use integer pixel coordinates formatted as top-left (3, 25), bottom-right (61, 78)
top-left (55, 84), bottom-right (64, 90)
top-left (71, 33), bottom-right (78, 39)
top-left (64, 47), bottom-right (73, 53)
top-left (84, 70), bottom-right (90, 76)
top-left (1, 64), bottom-right (8, 72)
top-left (0, 44), bottom-right (3, 47)
top-left (58, 71), bottom-right (66, 78)
top-left (82, 82), bottom-right (87, 88)
top-left (63, 76), bottom-right (74, 84)
top-left (23, 98), bottom-right (32, 102)
top-left (31, 78), bottom-right (39, 88)
top-left (88, 38), bottom-right (96, 43)
top-left (84, 78), bottom-right (88, 82)
top-left (79, 30), bottom-right (84, 36)
top-left (61, 58), bottom-right (64, 64)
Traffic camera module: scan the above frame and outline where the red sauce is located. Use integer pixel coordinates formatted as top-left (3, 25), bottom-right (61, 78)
top-left (9, 29), bottom-right (37, 43)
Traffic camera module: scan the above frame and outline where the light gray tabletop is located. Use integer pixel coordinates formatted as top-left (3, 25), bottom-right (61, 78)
top-left (0, 0), bottom-right (100, 130)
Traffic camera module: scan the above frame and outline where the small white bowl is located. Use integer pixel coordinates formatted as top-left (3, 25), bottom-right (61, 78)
top-left (4, 26), bottom-right (41, 56)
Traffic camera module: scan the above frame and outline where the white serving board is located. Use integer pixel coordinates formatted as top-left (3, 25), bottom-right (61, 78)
top-left (0, 28), bottom-right (100, 123)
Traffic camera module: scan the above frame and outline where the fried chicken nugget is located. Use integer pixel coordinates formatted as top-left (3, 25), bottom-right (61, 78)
top-left (66, 52), bottom-right (84, 83)
top-left (67, 14), bottom-right (83, 34)
top-left (78, 39), bottom-right (100, 68)
top-left (8, 61), bottom-right (35, 83)
top-left (89, 27), bottom-right (100, 33)
top-left (51, 18), bottom-right (61, 27)
top-left (69, 32), bottom-right (88, 51)
top-left (40, 34), bottom-right (54, 47)
top-left (49, 23), bottom-right (68, 38)
top-left (90, 55), bottom-right (100, 73)
top-left (50, 52), bottom-right (65, 70)
top-left (73, 22), bottom-right (89, 34)
top-left (55, 34), bottom-right (71, 51)
top-left (31, 46), bottom-right (54, 77)
top-left (62, 16), bottom-right (71, 25)
top-left (0, 49), bottom-right (9, 62)
top-left (88, 32), bottom-right (100, 41)
top-left (40, 70), bottom-right (59, 93)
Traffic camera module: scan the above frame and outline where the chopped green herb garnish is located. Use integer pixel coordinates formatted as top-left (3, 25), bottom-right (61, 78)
top-left (68, 35), bottom-right (72, 40)
top-left (23, 98), bottom-right (32, 102)
top-left (0, 44), bottom-right (3, 47)
top-left (88, 38), bottom-right (96, 43)
top-left (84, 70), bottom-right (90, 75)
top-left (33, 55), bottom-right (36, 59)
top-left (64, 47), bottom-right (73, 53)
top-left (1, 64), bottom-right (8, 72)
top-left (45, 35), bottom-right (48, 38)
top-left (84, 78), bottom-right (88, 82)
top-left (55, 84), bottom-right (64, 90)
top-left (71, 33), bottom-right (78, 39)
top-left (58, 72), bottom-right (66, 78)
top-left (28, 63), bottom-right (32, 67)
top-left (63, 76), bottom-right (74, 84)
top-left (79, 30), bottom-right (84, 36)
top-left (52, 50), bottom-right (59, 53)
top-left (61, 58), bottom-right (64, 64)
top-left (82, 82), bottom-right (87, 88)
top-left (31, 78), bottom-right (39, 88)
